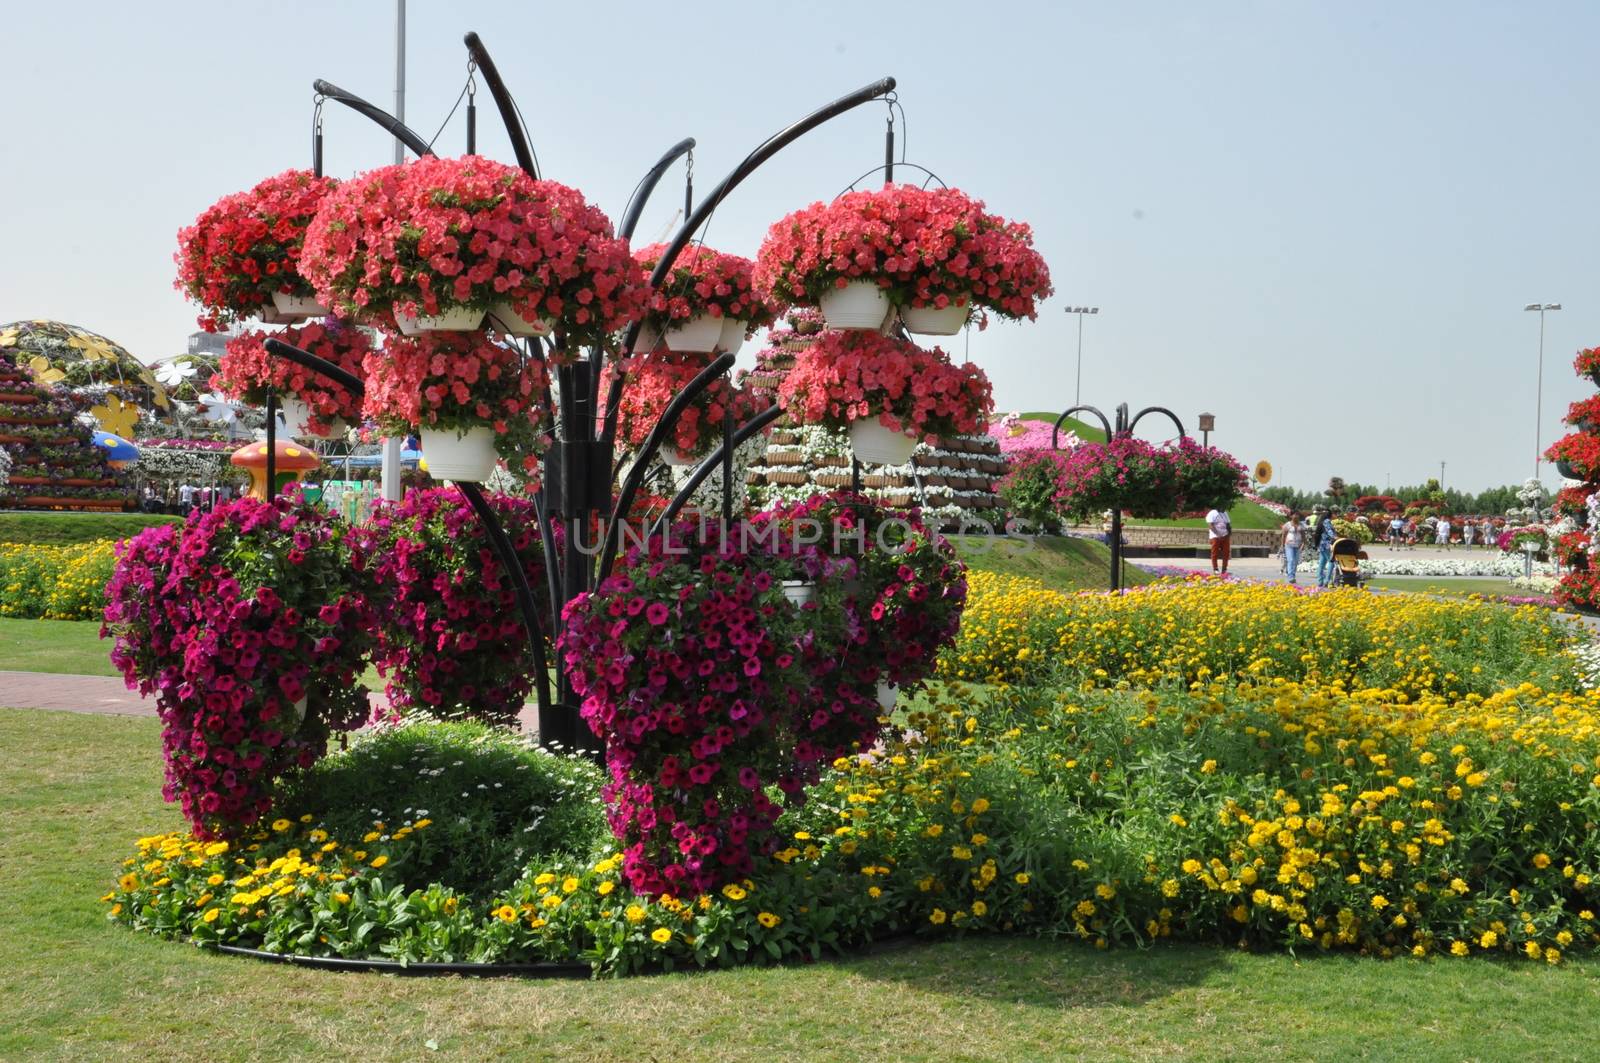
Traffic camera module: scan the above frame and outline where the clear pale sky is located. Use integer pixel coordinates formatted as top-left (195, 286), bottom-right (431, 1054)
top-left (3, 0), bottom-right (1597, 493)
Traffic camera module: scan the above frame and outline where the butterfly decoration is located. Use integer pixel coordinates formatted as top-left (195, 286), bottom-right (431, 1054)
top-left (89, 393), bottom-right (140, 438)
top-left (26, 355), bottom-right (67, 384)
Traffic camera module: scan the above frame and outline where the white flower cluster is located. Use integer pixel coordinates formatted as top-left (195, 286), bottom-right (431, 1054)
top-left (1573, 636), bottom-right (1600, 691)
top-left (1510, 573), bottom-right (1561, 593)
top-left (135, 445), bottom-right (228, 484)
top-left (0, 445), bottom-right (10, 488)
top-left (1295, 555), bottom-right (1555, 578)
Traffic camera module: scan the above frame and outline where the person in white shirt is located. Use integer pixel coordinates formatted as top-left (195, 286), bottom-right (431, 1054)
top-left (1205, 507), bottom-right (1232, 574)
top-left (1436, 516), bottom-right (1452, 549)
top-left (178, 483), bottom-right (194, 513)
top-left (1279, 511), bottom-right (1305, 584)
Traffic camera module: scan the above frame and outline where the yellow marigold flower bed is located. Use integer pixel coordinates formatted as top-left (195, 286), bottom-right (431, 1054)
top-left (0, 541), bottom-right (117, 620)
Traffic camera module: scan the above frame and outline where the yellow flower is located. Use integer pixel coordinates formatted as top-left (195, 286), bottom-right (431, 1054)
top-left (332, 892), bottom-right (351, 905)
top-left (1200, 760), bottom-right (1218, 774)
top-left (757, 912), bottom-right (781, 928)
top-left (625, 905), bottom-right (647, 925)
top-left (1478, 930), bottom-right (1498, 948)
top-left (271, 819), bottom-right (291, 833)
top-left (597, 881), bottom-right (615, 896)
top-left (206, 873), bottom-right (225, 887)
top-left (202, 908), bottom-right (220, 924)
top-left (562, 877), bottom-right (580, 894)
top-left (651, 927), bottom-right (673, 944)
top-left (1015, 872), bottom-right (1031, 886)
top-left (535, 872), bottom-right (556, 886)
top-left (722, 884), bottom-right (747, 901)
top-left (970, 901), bottom-right (988, 917)
top-left (970, 798), bottom-right (990, 814)
top-left (970, 833), bottom-right (989, 847)
top-left (929, 908), bottom-right (947, 925)
top-left (369, 856), bottom-right (389, 869)
top-left (493, 905), bottom-right (517, 923)
top-left (1532, 853), bottom-right (1552, 869)
top-left (362, 831), bottom-right (381, 843)
top-left (1095, 883), bottom-right (1116, 900)
top-left (1451, 941), bottom-right (1470, 956)
top-left (951, 845), bottom-right (973, 861)
top-left (868, 886), bottom-right (882, 899)
top-left (413, 818), bottom-right (432, 829)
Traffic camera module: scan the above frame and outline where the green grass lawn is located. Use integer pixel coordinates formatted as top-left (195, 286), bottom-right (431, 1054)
top-left (951, 533), bottom-right (1151, 592)
top-left (1132, 498), bottom-right (1284, 530)
top-left (0, 511), bottom-right (181, 546)
top-left (5, 707), bottom-right (1599, 1060)
top-left (0, 617), bottom-right (117, 676)
top-left (1368, 577), bottom-right (1528, 599)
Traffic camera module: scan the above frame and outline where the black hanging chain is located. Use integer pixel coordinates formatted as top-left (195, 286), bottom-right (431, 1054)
top-left (465, 61), bottom-right (477, 155)
top-left (312, 94), bottom-right (325, 178)
top-left (684, 147), bottom-right (694, 221)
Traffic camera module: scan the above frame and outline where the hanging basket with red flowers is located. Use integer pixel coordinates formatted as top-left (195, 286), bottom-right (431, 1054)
top-left (299, 155), bottom-right (646, 348)
top-left (777, 331), bottom-right (992, 465)
top-left (754, 184), bottom-right (1052, 333)
top-left (215, 320), bottom-right (372, 437)
top-left (601, 349), bottom-right (762, 464)
top-left (361, 330), bottom-right (549, 482)
top-left (631, 243), bottom-right (777, 355)
top-left (174, 168), bottom-right (339, 331)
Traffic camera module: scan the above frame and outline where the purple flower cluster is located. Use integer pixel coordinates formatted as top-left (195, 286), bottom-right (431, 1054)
top-left (101, 495), bottom-right (376, 839)
top-left (349, 487), bottom-right (556, 725)
top-left (559, 493), bottom-right (966, 898)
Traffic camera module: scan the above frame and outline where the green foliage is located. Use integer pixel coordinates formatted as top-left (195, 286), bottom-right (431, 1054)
top-left (272, 720), bottom-right (607, 902)
top-left (995, 449), bottom-right (1066, 531)
top-left (0, 512), bottom-right (180, 546)
top-left (1332, 518), bottom-right (1373, 543)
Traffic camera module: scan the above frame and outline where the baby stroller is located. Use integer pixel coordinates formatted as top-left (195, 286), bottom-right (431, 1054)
top-left (1331, 538), bottom-right (1368, 588)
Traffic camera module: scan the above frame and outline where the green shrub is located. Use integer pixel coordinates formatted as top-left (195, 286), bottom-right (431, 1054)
top-left (272, 720), bottom-right (607, 902)
top-left (0, 512), bottom-right (181, 546)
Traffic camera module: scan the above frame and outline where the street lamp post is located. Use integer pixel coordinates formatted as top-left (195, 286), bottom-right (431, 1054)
top-left (1197, 412), bottom-right (1215, 449)
top-left (1525, 302), bottom-right (1562, 480)
top-left (1065, 306), bottom-right (1098, 406)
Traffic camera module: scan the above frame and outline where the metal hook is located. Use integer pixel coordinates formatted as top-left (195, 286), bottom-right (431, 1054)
top-left (684, 147), bottom-right (695, 220)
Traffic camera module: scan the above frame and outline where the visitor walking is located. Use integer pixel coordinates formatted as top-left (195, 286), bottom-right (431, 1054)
top-left (1436, 516), bottom-right (1452, 549)
top-left (1205, 505), bottom-right (1232, 575)
top-left (1279, 510), bottom-right (1305, 584)
top-left (1462, 519), bottom-right (1475, 549)
top-left (1388, 514), bottom-right (1404, 550)
top-left (1481, 518), bottom-right (1496, 550)
top-left (1315, 505), bottom-right (1340, 587)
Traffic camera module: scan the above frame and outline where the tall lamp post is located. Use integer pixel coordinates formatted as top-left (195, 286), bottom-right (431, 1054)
top-left (1065, 306), bottom-right (1098, 406)
top-left (1525, 302), bottom-right (1561, 480)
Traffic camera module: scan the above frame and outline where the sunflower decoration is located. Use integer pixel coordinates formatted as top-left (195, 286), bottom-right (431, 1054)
top-left (1253, 460), bottom-right (1273, 485)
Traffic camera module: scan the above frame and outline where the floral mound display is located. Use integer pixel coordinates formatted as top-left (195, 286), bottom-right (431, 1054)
top-left (0, 319), bottom-right (166, 432)
top-left (754, 183), bottom-right (1053, 329)
top-left (351, 488), bottom-right (557, 725)
top-left (299, 156), bottom-right (646, 346)
top-left (174, 168), bottom-right (339, 330)
top-left (107, 574), bottom-right (1600, 973)
top-left (558, 494), bottom-right (966, 898)
top-left (0, 349), bottom-right (135, 511)
top-left (216, 320), bottom-right (371, 435)
top-left (101, 495), bottom-right (377, 838)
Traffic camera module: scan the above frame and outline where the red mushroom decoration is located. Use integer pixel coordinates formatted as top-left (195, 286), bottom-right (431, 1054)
top-left (230, 439), bottom-right (321, 500)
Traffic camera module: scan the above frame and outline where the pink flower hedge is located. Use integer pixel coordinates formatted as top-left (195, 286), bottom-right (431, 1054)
top-left (102, 496), bottom-right (376, 839)
top-left (174, 168), bottom-right (339, 330)
top-left (778, 331), bottom-right (993, 443)
top-left (351, 488), bottom-right (557, 725)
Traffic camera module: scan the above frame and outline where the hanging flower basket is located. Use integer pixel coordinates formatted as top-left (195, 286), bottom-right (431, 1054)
top-left (215, 320), bottom-right (370, 436)
top-left (599, 349), bottom-right (760, 465)
top-left (301, 157), bottom-right (646, 350)
top-left (486, 301), bottom-right (553, 338)
top-left (269, 291), bottom-right (329, 322)
top-left (777, 331), bottom-right (992, 467)
top-left (174, 168), bottom-right (339, 331)
top-left (663, 314), bottom-right (724, 353)
top-left (717, 317), bottom-right (748, 356)
top-left (394, 306), bottom-right (486, 335)
top-left (900, 299), bottom-right (970, 336)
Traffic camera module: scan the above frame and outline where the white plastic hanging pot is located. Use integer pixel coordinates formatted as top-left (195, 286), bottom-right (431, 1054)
top-left (394, 304), bottom-right (485, 335)
top-left (664, 313), bottom-right (723, 353)
top-left (818, 280), bottom-right (893, 330)
top-left (420, 425), bottom-right (498, 482)
top-left (271, 291), bottom-right (329, 322)
top-left (277, 397), bottom-right (343, 440)
top-left (781, 580), bottom-right (817, 607)
top-left (487, 301), bottom-right (553, 337)
top-left (717, 317), bottom-right (747, 356)
top-left (875, 682), bottom-right (899, 710)
top-left (900, 300), bottom-right (969, 336)
top-left (849, 419), bottom-right (918, 466)
top-left (632, 324), bottom-right (661, 352)
top-left (660, 445), bottom-right (697, 466)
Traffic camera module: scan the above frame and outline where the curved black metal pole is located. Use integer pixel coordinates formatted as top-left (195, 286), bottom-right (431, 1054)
top-left (653, 403), bottom-right (785, 534)
top-left (312, 79), bottom-right (433, 158)
top-left (1054, 405), bottom-right (1112, 449)
top-left (1128, 405), bottom-right (1186, 441)
top-left (598, 353), bottom-right (736, 582)
top-left (462, 32), bottom-right (538, 177)
top-left (455, 482), bottom-right (556, 734)
top-left (619, 138), bottom-right (697, 242)
top-left (260, 337), bottom-right (555, 730)
top-left (602, 76), bottom-right (897, 446)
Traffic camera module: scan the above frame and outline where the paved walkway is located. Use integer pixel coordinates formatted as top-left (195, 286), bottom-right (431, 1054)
top-left (1147, 544), bottom-right (1520, 584)
top-left (0, 670), bottom-right (542, 732)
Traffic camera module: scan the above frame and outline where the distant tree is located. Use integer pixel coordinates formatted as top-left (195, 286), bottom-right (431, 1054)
top-left (1325, 476), bottom-right (1348, 504)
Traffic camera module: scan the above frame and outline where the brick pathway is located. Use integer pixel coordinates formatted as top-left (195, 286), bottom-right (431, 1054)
top-left (0, 670), bottom-right (542, 732)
